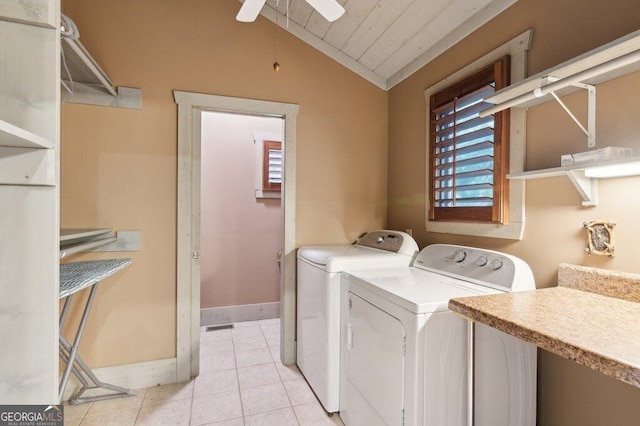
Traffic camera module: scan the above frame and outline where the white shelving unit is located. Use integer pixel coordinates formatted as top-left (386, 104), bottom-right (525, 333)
top-left (0, 3), bottom-right (58, 188)
top-left (0, 2), bottom-right (139, 405)
top-left (482, 29), bottom-right (640, 206)
top-left (0, 0), bottom-right (60, 404)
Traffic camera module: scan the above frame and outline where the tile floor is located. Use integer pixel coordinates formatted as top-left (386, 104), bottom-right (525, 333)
top-left (64, 318), bottom-right (344, 425)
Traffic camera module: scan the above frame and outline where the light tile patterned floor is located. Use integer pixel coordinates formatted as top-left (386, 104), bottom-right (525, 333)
top-left (64, 318), bottom-right (344, 426)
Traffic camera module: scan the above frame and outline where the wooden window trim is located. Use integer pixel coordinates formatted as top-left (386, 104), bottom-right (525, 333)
top-left (262, 140), bottom-right (282, 192)
top-left (428, 56), bottom-right (510, 224)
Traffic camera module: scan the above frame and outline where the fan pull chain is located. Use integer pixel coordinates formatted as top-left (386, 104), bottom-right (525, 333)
top-left (274, 0), bottom-right (280, 71)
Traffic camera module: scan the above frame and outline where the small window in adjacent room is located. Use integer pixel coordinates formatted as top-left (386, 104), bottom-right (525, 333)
top-left (429, 56), bottom-right (510, 224)
top-left (262, 140), bottom-right (282, 192)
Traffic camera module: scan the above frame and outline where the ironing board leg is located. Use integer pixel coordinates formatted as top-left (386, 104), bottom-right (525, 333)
top-left (59, 295), bottom-right (73, 329)
top-left (59, 295), bottom-right (89, 386)
top-left (59, 334), bottom-right (137, 404)
top-left (59, 342), bottom-right (91, 389)
top-left (59, 283), bottom-right (99, 402)
top-left (58, 282), bottom-right (137, 404)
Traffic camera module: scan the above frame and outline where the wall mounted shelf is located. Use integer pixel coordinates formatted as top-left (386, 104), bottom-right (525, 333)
top-left (60, 228), bottom-right (142, 258)
top-left (485, 29), bottom-right (640, 206)
top-left (60, 13), bottom-right (142, 110)
top-left (482, 28), bottom-right (640, 112)
top-left (61, 228), bottom-right (113, 244)
top-left (507, 156), bottom-right (640, 207)
top-left (60, 228), bottom-right (115, 258)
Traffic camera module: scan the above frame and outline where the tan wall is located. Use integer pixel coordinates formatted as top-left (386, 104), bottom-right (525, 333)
top-left (200, 112), bottom-right (282, 309)
top-left (387, 0), bottom-right (640, 424)
top-left (60, 0), bottom-right (388, 367)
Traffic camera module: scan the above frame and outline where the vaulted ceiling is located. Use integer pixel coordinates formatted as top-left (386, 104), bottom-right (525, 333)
top-left (238, 0), bottom-right (519, 89)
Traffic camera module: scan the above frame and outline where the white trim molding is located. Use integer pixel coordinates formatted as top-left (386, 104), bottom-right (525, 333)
top-left (423, 29), bottom-right (532, 240)
top-left (61, 358), bottom-right (177, 401)
top-left (173, 91), bottom-right (299, 383)
top-left (201, 302), bottom-right (281, 327)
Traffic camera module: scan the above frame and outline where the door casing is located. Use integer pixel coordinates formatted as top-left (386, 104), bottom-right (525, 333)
top-left (173, 91), bottom-right (299, 380)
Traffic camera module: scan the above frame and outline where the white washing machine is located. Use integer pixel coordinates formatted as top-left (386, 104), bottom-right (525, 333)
top-left (297, 230), bottom-right (419, 413)
top-left (340, 244), bottom-right (537, 426)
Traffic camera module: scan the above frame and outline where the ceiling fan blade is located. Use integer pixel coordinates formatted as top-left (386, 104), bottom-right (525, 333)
top-left (236, 0), bottom-right (267, 22)
top-left (305, 0), bottom-right (345, 22)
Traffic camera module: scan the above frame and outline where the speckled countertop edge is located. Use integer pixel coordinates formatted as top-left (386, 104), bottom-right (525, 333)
top-left (558, 263), bottom-right (640, 303)
top-left (449, 287), bottom-right (640, 389)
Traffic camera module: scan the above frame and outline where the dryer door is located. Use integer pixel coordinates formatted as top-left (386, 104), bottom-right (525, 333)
top-left (342, 292), bottom-right (405, 426)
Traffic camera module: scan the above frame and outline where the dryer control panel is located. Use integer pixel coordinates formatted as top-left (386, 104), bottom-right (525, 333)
top-left (413, 244), bottom-right (535, 292)
top-left (355, 230), bottom-right (418, 257)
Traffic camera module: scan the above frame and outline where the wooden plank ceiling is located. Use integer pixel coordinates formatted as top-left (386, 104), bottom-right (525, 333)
top-left (237, 0), bottom-right (519, 89)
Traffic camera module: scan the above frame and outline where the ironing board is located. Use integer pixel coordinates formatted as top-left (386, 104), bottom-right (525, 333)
top-left (58, 258), bottom-right (137, 404)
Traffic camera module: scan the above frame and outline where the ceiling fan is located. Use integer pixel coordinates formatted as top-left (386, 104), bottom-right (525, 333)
top-left (236, 0), bottom-right (345, 23)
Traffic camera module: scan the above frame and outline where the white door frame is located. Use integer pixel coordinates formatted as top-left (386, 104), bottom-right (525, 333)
top-left (173, 91), bottom-right (299, 381)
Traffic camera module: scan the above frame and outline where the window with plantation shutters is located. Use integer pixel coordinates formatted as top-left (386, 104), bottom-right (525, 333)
top-left (262, 140), bottom-right (282, 192)
top-left (429, 56), bottom-right (510, 223)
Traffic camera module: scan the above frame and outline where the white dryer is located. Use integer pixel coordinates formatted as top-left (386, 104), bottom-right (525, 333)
top-left (340, 244), bottom-right (536, 426)
top-left (297, 230), bottom-right (419, 413)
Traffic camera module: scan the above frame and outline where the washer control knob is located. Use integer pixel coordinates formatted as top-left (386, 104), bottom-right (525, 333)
top-left (453, 249), bottom-right (467, 263)
top-left (489, 258), bottom-right (504, 270)
top-left (376, 236), bottom-right (384, 243)
top-left (476, 256), bottom-right (488, 267)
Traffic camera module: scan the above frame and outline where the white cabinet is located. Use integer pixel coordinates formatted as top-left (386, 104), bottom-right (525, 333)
top-left (0, 0), bottom-right (60, 404)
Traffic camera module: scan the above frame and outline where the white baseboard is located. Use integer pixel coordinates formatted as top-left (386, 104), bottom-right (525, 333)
top-left (61, 357), bottom-right (177, 401)
top-left (200, 301), bottom-right (280, 326)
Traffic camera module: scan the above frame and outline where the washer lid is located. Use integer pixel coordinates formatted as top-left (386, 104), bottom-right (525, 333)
top-left (298, 245), bottom-right (412, 273)
top-left (344, 267), bottom-right (500, 314)
top-left (298, 245), bottom-right (381, 264)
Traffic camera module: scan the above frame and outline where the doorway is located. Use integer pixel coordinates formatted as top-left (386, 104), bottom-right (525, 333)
top-left (199, 111), bottom-right (283, 324)
top-left (173, 91), bottom-right (299, 382)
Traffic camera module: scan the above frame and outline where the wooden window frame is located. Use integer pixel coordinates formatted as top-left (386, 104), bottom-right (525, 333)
top-left (262, 140), bottom-right (282, 192)
top-left (428, 56), bottom-right (510, 224)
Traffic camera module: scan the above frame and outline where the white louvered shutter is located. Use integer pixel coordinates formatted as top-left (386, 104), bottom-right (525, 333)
top-left (267, 148), bottom-right (282, 185)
